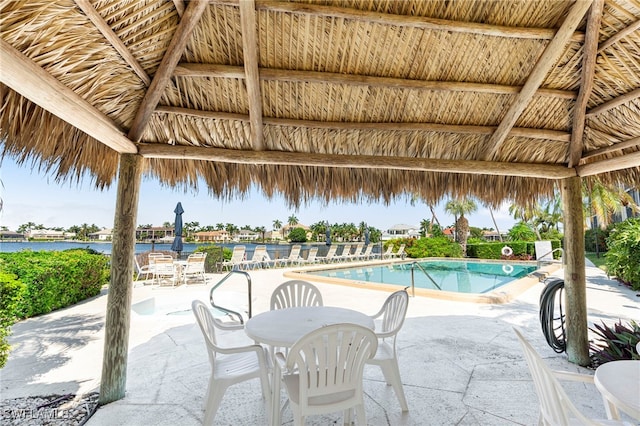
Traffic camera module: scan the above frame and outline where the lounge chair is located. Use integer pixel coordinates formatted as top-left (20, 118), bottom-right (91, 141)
top-left (182, 252), bottom-right (206, 284)
top-left (240, 245), bottom-right (269, 270)
top-left (300, 246), bottom-right (319, 264)
top-left (390, 244), bottom-right (406, 259)
top-left (317, 245), bottom-right (337, 263)
top-left (275, 244), bottom-right (303, 267)
top-left (358, 244), bottom-right (374, 261)
top-left (153, 256), bottom-right (178, 286)
top-left (221, 245), bottom-right (246, 271)
top-left (381, 245), bottom-right (394, 260)
top-left (336, 244), bottom-right (353, 262)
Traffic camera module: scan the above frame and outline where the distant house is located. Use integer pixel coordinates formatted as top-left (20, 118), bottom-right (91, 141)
top-left (0, 231), bottom-right (26, 241)
top-left (236, 229), bottom-right (259, 241)
top-left (281, 223), bottom-right (311, 240)
top-left (381, 224), bottom-right (420, 241)
top-left (193, 230), bottom-right (230, 243)
top-left (135, 226), bottom-right (174, 241)
top-left (442, 227), bottom-right (455, 240)
top-left (482, 230), bottom-right (503, 241)
top-left (89, 228), bottom-right (113, 241)
top-left (27, 229), bottom-right (69, 240)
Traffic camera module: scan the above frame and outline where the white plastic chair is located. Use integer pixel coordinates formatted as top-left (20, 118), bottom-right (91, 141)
top-left (270, 280), bottom-right (324, 311)
top-left (513, 327), bottom-right (630, 426)
top-left (191, 300), bottom-right (271, 425)
top-left (367, 289), bottom-right (409, 411)
top-left (273, 323), bottom-right (378, 425)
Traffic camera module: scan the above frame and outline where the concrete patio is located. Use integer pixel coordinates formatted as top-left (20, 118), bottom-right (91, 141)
top-left (2, 264), bottom-right (638, 425)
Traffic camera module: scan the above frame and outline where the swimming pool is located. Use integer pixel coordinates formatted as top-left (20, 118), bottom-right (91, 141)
top-left (286, 258), bottom-right (554, 304)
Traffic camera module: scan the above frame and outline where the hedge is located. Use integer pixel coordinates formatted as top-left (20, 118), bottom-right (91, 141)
top-left (466, 240), bottom-right (562, 260)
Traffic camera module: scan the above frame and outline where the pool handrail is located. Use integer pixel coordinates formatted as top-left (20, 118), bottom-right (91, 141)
top-left (209, 270), bottom-right (253, 324)
top-left (536, 248), bottom-right (565, 269)
top-left (410, 261), bottom-right (442, 295)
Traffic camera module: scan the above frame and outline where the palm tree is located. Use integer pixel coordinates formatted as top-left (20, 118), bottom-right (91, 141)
top-left (509, 203), bottom-right (542, 240)
top-left (287, 215), bottom-right (298, 226)
top-left (486, 206), bottom-right (503, 242)
top-left (255, 226), bottom-right (266, 242)
top-left (584, 178), bottom-right (640, 229)
top-left (445, 199), bottom-right (477, 253)
top-left (215, 223), bottom-right (224, 230)
top-left (272, 219), bottom-right (282, 230)
top-left (419, 219), bottom-right (431, 237)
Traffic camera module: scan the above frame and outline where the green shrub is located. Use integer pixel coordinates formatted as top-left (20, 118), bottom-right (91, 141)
top-left (0, 250), bottom-right (108, 318)
top-left (288, 227), bottom-right (307, 243)
top-left (404, 237), bottom-right (463, 258)
top-left (605, 218), bottom-right (640, 290)
top-left (0, 272), bottom-right (26, 368)
top-left (194, 245), bottom-right (231, 272)
top-left (589, 320), bottom-right (640, 367)
top-left (507, 222), bottom-right (537, 241)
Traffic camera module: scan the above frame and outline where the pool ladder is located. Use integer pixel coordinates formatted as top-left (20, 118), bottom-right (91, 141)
top-left (209, 270), bottom-right (253, 324)
top-left (409, 261), bottom-right (442, 296)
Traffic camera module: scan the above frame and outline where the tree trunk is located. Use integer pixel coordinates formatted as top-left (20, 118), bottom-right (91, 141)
top-left (457, 216), bottom-right (469, 255)
top-left (560, 176), bottom-right (590, 366)
top-left (99, 154), bottom-right (142, 404)
top-left (488, 208), bottom-right (503, 242)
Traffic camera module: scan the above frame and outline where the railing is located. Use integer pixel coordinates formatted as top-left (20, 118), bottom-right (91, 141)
top-left (537, 248), bottom-right (565, 269)
top-left (209, 270), bottom-right (253, 324)
top-left (409, 261), bottom-right (442, 296)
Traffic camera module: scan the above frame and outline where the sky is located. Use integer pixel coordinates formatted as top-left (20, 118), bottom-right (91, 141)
top-left (1, 156), bottom-right (517, 232)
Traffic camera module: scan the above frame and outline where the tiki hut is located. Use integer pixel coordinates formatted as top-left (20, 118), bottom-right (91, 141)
top-left (1, 0), bottom-right (639, 404)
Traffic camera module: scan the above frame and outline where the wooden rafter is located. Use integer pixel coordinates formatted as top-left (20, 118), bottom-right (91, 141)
top-left (597, 18), bottom-right (640, 52)
top-left (586, 87), bottom-right (640, 116)
top-left (127, 0), bottom-right (208, 142)
top-left (173, 0), bottom-right (185, 17)
top-left (0, 39), bottom-right (136, 154)
top-left (75, 0), bottom-right (150, 86)
top-left (174, 63), bottom-right (576, 99)
top-left (155, 105), bottom-right (571, 142)
top-left (138, 143), bottom-right (577, 179)
top-left (580, 136), bottom-right (640, 161)
top-left (212, 0), bottom-right (585, 42)
top-left (568, 0), bottom-right (603, 168)
top-left (239, 0), bottom-right (264, 151)
top-left (481, 0), bottom-right (594, 161)
top-left (577, 150), bottom-right (640, 176)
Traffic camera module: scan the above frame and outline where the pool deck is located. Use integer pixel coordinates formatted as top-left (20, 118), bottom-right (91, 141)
top-left (1, 262), bottom-right (639, 425)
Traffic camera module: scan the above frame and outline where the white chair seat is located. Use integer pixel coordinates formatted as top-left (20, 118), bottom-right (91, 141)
top-left (369, 341), bottom-right (394, 362)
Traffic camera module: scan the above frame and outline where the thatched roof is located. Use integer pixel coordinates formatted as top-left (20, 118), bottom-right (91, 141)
top-left (2, 0), bottom-right (639, 208)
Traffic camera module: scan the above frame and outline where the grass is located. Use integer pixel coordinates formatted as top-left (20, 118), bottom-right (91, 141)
top-left (586, 252), bottom-right (607, 271)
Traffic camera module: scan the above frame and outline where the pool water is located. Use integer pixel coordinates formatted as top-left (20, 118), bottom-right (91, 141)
top-left (308, 260), bottom-right (538, 294)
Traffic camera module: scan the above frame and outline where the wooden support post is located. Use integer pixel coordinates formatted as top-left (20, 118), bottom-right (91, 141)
top-left (99, 154), bottom-right (142, 404)
top-left (560, 176), bottom-right (590, 366)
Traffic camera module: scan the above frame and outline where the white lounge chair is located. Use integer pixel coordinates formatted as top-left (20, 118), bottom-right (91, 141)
top-left (317, 245), bottom-right (337, 263)
top-left (182, 252), bottom-right (206, 284)
top-left (300, 247), bottom-right (318, 264)
top-left (153, 256), bottom-right (178, 286)
top-left (390, 244), bottom-right (406, 259)
top-left (275, 244), bottom-right (303, 267)
top-left (357, 244), bottom-right (373, 261)
top-left (381, 245), bottom-right (394, 260)
top-left (336, 244), bottom-right (353, 262)
top-left (221, 245), bottom-right (245, 271)
top-left (241, 245), bottom-right (269, 269)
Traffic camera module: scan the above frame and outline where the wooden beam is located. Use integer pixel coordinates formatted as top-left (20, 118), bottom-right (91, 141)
top-left (597, 18), bottom-right (640, 52)
top-left (127, 0), bottom-right (208, 142)
top-left (0, 39), bottom-right (137, 154)
top-left (482, 0), bottom-right (593, 161)
top-left (138, 143), bottom-right (577, 179)
top-left (580, 136), bottom-right (640, 161)
top-left (174, 63), bottom-right (577, 99)
top-left (212, 0), bottom-right (585, 42)
top-left (586, 87), bottom-right (640, 116)
top-left (560, 176), bottom-right (590, 367)
top-left (99, 153), bottom-right (142, 404)
top-left (577, 150), bottom-right (640, 176)
top-left (75, 0), bottom-right (150, 86)
top-left (173, 0), bottom-right (185, 17)
top-left (239, 0), bottom-right (264, 151)
top-left (568, 0), bottom-right (603, 168)
top-left (155, 105), bottom-right (571, 142)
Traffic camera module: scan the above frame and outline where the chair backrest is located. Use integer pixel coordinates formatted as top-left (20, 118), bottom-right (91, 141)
top-left (377, 290), bottom-right (409, 335)
top-left (513, 328), bottom-right (598, 426)
top-left (362, 245), bottom-right (372, 256)
top-left (396, 244), bottom-right (406, 255)
top-left (289, 244), bottom-right (302, 259)
top-left (383, 245), bottom-right (393, 255)
top-left (230, 246), bottom-right (245, 262)
top-left (353, 243), bottom-right (364, 254)
top-left (251, 245), bottom-right (267, 261)
top-left (270, 280), bottom-right (324, 310)
top-left (154, 257), bottom-right (175, 274)
top-left (192, 300), bottom-right (221, 363)
top-left (325, 245), bottom-right (337, 258)
top-left (285, 323), bottom-right (377, 410)
top-left (306, 247), bottom-right (318, 262)
top-left (341, 244), bottom-right (352, 256)
top-left (535, 241), bottom-right (554, 261)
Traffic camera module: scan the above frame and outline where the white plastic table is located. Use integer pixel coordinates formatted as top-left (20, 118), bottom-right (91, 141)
top-left (594, 360), bottom-right (640, 420)
top-left (245, 306), bottom-right (374, 348)
top-left (245, 306), bottom-right (375, 426)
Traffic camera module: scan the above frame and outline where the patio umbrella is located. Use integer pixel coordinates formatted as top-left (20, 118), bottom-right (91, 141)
top-left (364, 228), bottom-right (370, 245)
top-left (325, 226), bottom-right (331, 246)
top-left (171, 202), bottom-right (184, 257)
